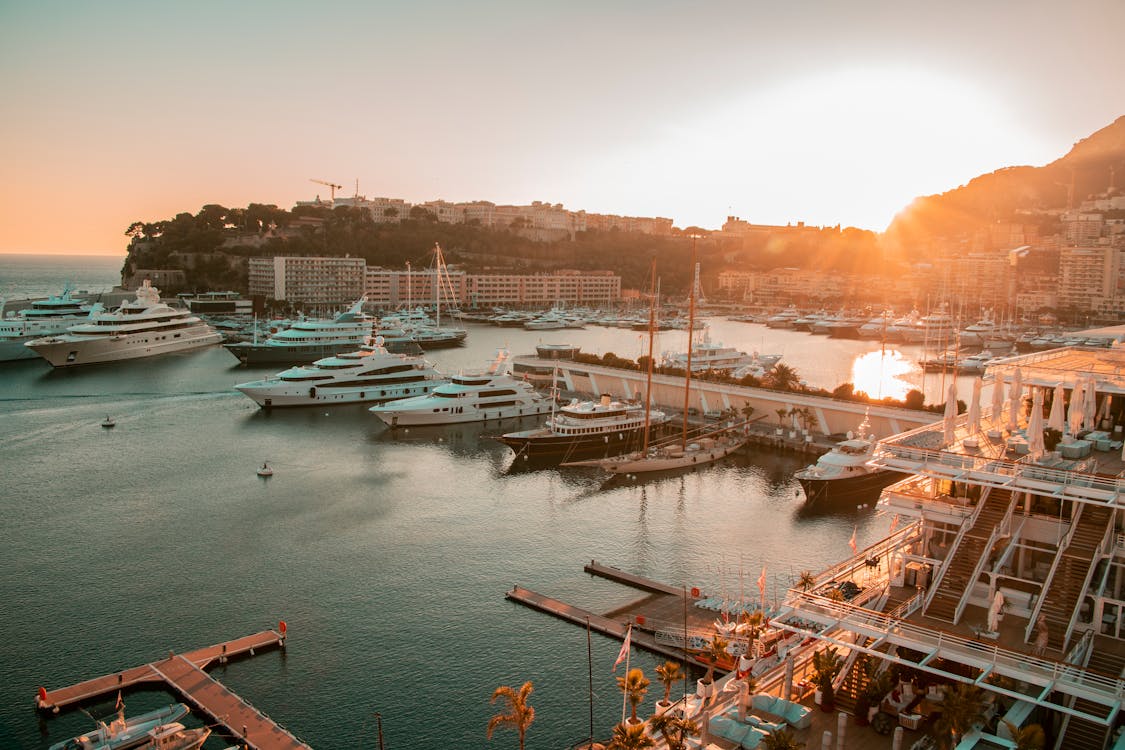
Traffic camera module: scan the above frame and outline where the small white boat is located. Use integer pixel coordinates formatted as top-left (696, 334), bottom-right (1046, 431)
top-left (257, 462), bottom-right (274, 477)
top-left (101, 416), bottom-right (116, 429)
top-left (48, 703), bottom-right (190, 750)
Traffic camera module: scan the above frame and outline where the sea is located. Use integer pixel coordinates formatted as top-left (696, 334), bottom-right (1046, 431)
top-left (0, 254), bottom-right (972, 749)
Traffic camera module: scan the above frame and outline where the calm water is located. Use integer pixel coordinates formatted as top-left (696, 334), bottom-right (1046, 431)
top-left (0, 256), bottom-right (964, 749)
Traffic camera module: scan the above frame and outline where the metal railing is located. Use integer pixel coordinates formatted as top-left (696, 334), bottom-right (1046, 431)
top-left (1061, 517), bottom-right (1117, 653)
top-left (796, 524), bottom-right (920, 596)
top-left (924, 489), bottom-right (991, 612)
top-left (1024, 504), bottom-right (1083, 643)
top-left (953, 490), bottom-right (1020, 624)
top-left (776, 591), bottom-right (1124, 715)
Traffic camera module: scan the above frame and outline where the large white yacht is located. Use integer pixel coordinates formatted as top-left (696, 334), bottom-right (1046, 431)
top-left (26, 282), bottom-right (221, 367)
top-left (661, 340), bottom-right (781, 375)
top-left (0, 286), bottom-right (98, 362)
top-left (234, 338), bottom-right (446, 408)
top-left (369, 350), bottom-right (553, 427)
top-left (224, 297), bottom-right (380, 364)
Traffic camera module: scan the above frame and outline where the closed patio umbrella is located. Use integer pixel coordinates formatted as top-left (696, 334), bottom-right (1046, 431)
top-left (1067, 380), bottom-right (1084, 436)
top-left (1083, 376), bottom-right (1098, 432)
top-left (967, 377), bottom-right (982, 434)
top-left (1007, 368), bottom-right (1023, 432)
top-left (991, 376), bottom-right (1006, 428)
top-left (1048, 382), bottom-right (1066, 433)
top-left (987, 591), bottom-right (1005, 633)
top-left (943, 382), bottom-right (958, 446)
top-left (1027, 388), bottom-right (1045, 459)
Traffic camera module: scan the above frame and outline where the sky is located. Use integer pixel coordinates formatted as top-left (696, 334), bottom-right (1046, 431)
top-left (1, 0), bottom-right (1123, 257)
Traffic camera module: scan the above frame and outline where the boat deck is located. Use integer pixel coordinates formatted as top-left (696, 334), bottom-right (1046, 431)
top-left (37, 627), bottom-right (309, 750)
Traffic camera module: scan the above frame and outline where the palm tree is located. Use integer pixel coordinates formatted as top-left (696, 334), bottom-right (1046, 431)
top-left (738, 609), bottom-right (764, 658)
top-left (486, 681), bottom-right (535, 750)
top-left (934, 684), bottom-right (988, 749)
top-left (767, 363), bottom-right (800, 391)
top-left (762, 728), bottom-right (802, 750)
top-left (775, 407), bottom-right (789, 428)
top-left (607, 721), bottom-right (655, 750)
top-left (797, 570), bottom-right (816, 591)
top-left (648, 712), bottom-right (699, 750)
top-left (654, 661), bottom-right (683, 710)
top-left (616, 667), bottom-right (650, 725)
top-left (811, 646), bottom-right (842, 711)
top-left (1001, 719), bottom-right (1046, 750)
top-left (701, 634), bottom-right (730, 691)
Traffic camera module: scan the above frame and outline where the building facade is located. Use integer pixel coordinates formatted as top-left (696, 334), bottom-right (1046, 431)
top-left (248, 256), bottom-right (366, 305)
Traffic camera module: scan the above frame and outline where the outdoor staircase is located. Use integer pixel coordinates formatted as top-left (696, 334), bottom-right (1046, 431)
top-left (833, 651), bottom-right (873, 716)
top-left (1036, 505), bottom-right (1113, 653)
top-left (1055, 635), bottom-right (1125, 750)
top-left (925, 488), bottom-right (1014, 623)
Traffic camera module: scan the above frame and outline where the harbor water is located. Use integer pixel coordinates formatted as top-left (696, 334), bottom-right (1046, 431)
top-left (0, 255), bottom-right (965, 748)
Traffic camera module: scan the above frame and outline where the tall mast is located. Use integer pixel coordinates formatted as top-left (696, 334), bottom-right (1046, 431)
top-left (642, 261), bottom-right (657, 453)
top-left (433, 243), bottom-right (441, 328)
top-left (682, 236), bottom-right (698, 449)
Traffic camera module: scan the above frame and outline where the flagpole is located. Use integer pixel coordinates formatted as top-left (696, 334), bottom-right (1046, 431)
top-left (621, 625), bottom-right (632, 724)
top-left (586, 617), bottom-right (594, 748)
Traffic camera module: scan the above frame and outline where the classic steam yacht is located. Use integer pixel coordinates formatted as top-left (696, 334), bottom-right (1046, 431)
top-left (234, 337), bottom-right (446, 408)
top-left (369, 350), bottom-right (553, 426)
top-left (0, 286), bottom-right (97, 361)
top-left (224, 297), bottom-right (380, 365)
top-left (497, 395), bottom-right (670, 464)
top-left (26, 282), bottom-right (221, 367)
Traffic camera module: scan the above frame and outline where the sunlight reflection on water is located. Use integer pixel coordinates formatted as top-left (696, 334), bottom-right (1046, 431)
top-left (851, 349), bottom-right (916, 401)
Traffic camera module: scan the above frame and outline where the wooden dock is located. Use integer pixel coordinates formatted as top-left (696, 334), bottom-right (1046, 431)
top-left (37, 625), bottom-right (309, 750)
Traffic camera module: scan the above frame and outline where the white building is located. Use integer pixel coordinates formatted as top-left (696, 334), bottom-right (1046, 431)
top-left (248, 256), bottom-right (366, 305)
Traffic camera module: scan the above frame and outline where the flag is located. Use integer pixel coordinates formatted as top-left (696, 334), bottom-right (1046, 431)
top-left (612, 624), bottom-right (632, 673)
top-left (848, 526), bottom-right (857, 554)
top-left (889, 514), bottom-right (900, 534)
top-left (114, 690), bottom-right (123, 711)
top-left (757, 565), bottom-right (767, 600)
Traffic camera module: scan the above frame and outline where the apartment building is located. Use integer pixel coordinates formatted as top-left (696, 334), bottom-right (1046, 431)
top-left (1058, 245), bottom-right (1125, 314)
top-left (248, 256), bottom-right (366, 305)
top-left (364, 267), bottom-right (468, 309)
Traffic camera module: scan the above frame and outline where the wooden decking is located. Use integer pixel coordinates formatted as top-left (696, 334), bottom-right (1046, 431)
top-left (37, 627), bottom-right (309, 750)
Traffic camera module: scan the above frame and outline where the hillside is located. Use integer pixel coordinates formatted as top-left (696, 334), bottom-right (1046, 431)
top-left (885, 115), bottom-right (1125, 250)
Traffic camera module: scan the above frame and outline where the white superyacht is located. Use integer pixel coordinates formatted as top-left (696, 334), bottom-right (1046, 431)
top-left (369, 350), bottom-right (553, 427)
top-left (26, 281), bottom-right (221, 367)
top-left (0, 286), bottom-right (97, 362)
top-left (235, 337), bottom-right (446, 408)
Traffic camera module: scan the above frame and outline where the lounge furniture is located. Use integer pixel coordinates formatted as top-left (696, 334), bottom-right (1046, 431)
top-left (707, 713), bottom-right (769, 749)
top-left (750, 692), bottom-right (812, 730)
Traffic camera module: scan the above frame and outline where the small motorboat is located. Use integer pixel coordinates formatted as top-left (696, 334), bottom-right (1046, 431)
top-left (101, 416), bottom-right (116, 429)
top-left (48, 703), bottom-right (190, 750)
top-left (257, 462), bottom-right (274, 477)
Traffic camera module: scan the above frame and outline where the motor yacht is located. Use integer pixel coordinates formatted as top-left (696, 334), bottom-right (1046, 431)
top-left (764, 307), bottom-right (801, 328)
top-left (661, 341), bottom-right (781, 375)
top-left (26, 282), bottom-right (221, 367)
top-left (369, 350), bottom-right (552, 426)
top-left (47, 702), bottom-right (190, 750)
top-left (0, 286), bottom-right (98, 362)
top-left (795, 417), bottom-right (897, 507)
top-left (234, 338), bottom-right (446, 408)
top-left (224, 297), bottom-right (379, 365)
top-left (497, 395), bottom-right (670, 464)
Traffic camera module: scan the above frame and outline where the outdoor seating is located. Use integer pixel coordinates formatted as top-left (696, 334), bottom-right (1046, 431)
top-left (749, 692), bottom-right (812, 729)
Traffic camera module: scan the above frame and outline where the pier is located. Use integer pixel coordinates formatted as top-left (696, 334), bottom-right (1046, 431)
top-left (37, 624), bottom-right (309, 750)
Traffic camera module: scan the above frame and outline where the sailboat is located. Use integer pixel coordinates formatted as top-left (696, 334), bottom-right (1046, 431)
top-left (567, 255), bottom-right (748, 474)
top-left (391, 244), bottom-right (467, 349)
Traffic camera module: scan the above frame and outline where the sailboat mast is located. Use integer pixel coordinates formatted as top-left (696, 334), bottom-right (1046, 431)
top-left (642, 261), bottom-right (657, 453)
top-left (433, 243), bottom-right (441, 328)
top-left (682, 237), bottom-right (698, 449)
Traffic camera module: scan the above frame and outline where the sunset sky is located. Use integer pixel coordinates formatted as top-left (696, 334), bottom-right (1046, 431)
top-left (2, 0), bottom-right (1122, 257)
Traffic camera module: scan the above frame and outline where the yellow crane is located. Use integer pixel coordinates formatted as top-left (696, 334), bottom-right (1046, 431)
top-left (309, 178), bottom-right (343, 201)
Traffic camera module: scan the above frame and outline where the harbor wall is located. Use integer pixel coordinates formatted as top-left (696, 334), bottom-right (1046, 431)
top-left (512, 356), bottom-right (937, 440)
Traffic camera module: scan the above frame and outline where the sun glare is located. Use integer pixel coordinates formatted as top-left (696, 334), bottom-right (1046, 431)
top-left (851, 350), bottom-right (916, 401)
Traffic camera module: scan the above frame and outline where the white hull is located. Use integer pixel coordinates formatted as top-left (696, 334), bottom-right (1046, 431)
top-left (237, 380), bottom-right (439, 408)
top-left (373, 400), bottom-right (553, 427)
top-left (28, 329), bottom-right (222, 367)
top-left (0, 337), bottom-right (39, 362)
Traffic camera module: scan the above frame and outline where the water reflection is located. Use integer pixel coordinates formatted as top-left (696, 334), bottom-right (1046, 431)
top-left (851, 349), bottom-right (915, 400)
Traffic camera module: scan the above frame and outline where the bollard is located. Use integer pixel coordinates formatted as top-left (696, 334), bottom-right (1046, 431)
top-left (837, 711), bottom-right (846, 750)
top-left (892, 726), bottom-right (904, 750)
top-left (822, 729), bottom-right (833, 750)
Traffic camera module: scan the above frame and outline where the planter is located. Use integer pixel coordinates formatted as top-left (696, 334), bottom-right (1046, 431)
top-left (738, 655), bottom-right (754, 674)
top-left (697, 678), bottom-right (715, 698)
top-left (655, 701), bottom-right (672, 716)
top-left (814, 689), bottom-right (823, 705)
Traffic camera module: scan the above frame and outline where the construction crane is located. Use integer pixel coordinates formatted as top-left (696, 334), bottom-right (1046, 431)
top-left (309, 178), bottom-right (343, 201)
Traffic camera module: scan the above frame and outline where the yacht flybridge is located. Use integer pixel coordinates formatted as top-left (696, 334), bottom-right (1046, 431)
top-left (771, 345), bottom-right (1125, 749)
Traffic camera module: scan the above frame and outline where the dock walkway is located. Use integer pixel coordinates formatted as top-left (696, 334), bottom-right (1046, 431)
top-left (37, 626), bottom-right (309, 750)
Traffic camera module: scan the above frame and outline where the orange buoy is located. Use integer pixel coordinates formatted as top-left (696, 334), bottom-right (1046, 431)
top-left (37, 686), bottom-right (47, 703)
top-left (635, 615), bottom-right (646, 626)
top-left (690, 587), bottom-right (700, 598)
top-left (278, 619), bottom-right (287, 635)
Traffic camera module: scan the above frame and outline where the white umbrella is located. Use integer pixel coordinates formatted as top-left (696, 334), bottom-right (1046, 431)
top-left (1027, 388), bottom-right (1045, 459)
top-left (1067, 380), bottom-right (1084, 436)
top-left (987, 591), bottom-right (1005, 633)
top-left (943, 382), bottom-right (958, 446)
top-left (966, 378), bottom-right (982, 434)
top-left (1048, 382), bottom-right (1066, 433)
top-left (991, 376), bottom-right (1006, 428)
top-left (1083, 376), bottom-right (1098, 432)
top-left (1007, 368), bottom-right (1023, 432)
